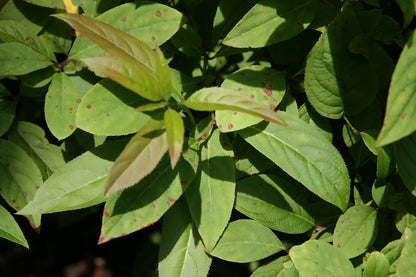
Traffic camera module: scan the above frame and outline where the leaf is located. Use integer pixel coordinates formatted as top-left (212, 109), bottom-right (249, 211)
top-left (105, 119), bottom-right (168, 197)
top-left (216, 65), bottom-right (286, 132)
top-left (396, 0), bottom-right (416, 28)
top-left (333, 205), bottom-right (378, 259)
top-left (251, 256), bottom-right (299, 277)
top-left (290, 240), bottom-right (355, 277)
top-left (209, 219), bottom-right (284, 263)
top-left (76, 79), bottom-right (151, 136)
top-left (239, 112), bottom-right (350, 211)
top-left (0, 99), bottom-right (17, 136)
top-left (45, 72), bottom-right (81, 140)
top-left (171, 24), bottom-right (203, 56)
top-left (184, 87), bottom-right (287, 127)
top-left (381, 238), bottom-right (406, 266)
top-left (362, 251), bottom-right (389, 277)
top-left (235, 174), bottom-right (314, 234)
top-left (395, 230), bottom-right (416, 276)
top-left (99, 144), bottom-right (198, 244)
top-left (23, 0), bottom-right (65, 9)
top-left (69, 2), bottom-right (184, 60)
top-left (377, 30), bottom-right (416, 146)
top-left (396, 131), bottom-right (416, 197)
top-left (186, 129), bottom-right (235, 251)
top-left (17, 140), bottom-right (125, 215)
top-left (158, 198), bottom-right (211, 277)
top-left (0, 42), bottom-right (52, 76)
top-left (0, 205), bottom-right (28, 248)
top-left (0, 139), bottom-right (42, 228)
top-left (7, 121), bottom-right (65, 179)
top-left (54, 13), bottom-right (177, 101)
top-left (164, 109), bottom-right (185, 169)
top-left (223, 0), bottom-right (319, 48)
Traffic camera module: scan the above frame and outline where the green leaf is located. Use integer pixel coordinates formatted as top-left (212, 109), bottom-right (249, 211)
top-left (99, 145), bottom-right (198, 244)
top-left (20, 67), bottom-right (56, 88)
top-left (7, 121), bottom-right (65, 179)
top-left (236, 174), bottom-right (314, 234)
top-left (76, 79), bottom-right (151, 136)
top-left (362, 251), bottom-right (389, 277)
top-left (158, 199), bottom-right (211, 277)
top-left (216, 66), bottom-right (285, 132)
top-left (223, 0), bottom-right (319, 48)
top-left (381, 238), bottom-right (406, 266)
top-left (184, 87), bottom-right (287, 127)
top-left (396, 132), bottom-right (416, 197)
top-left (23, 0), bottom-right (64, 9)
top-left (0, 20), bottom-right (56, 61)
top-left (164, 109), bottom-right (185, 169)
top-left (0, 99), bottom-right (17, 136)
top-left (0, 205), bottom-right (28, 248)
top-left (209, 219), bottom-right (284, 263)
top-left (186, 129), bottom-right (235, 251)
top-left (45, 73), bottom-right (81, 140)
top-left (251, 256), bottom-right (299, 277)
top-left (396, 230), bottom-right (416, 276)
top-left (0, 139), bottom-right (42, 228)
top-left (333, 205), bottom-right (378, 259)
top-left (171, 24), bottom-right (203, 56)
top-left (17, 140), bottom-right (125, 214)
top-left (39, 17), bottom-right (73, 55)
top-left (377, 30), bottom-right (416, 146)
top-left (0, 42), bottom-right (52, 76)
top-left (290, 240), bottom-right (355, 277)
top-left (396, 0), bottom-right (416, 28)
top-left (69, 1), bottom-right (184, 60)
top-left (239, 112), bottom-right (350, 211)
top-left (54, 13), bottom-right (177, 101)
top-left (104, 119), bottom-right (168, 197)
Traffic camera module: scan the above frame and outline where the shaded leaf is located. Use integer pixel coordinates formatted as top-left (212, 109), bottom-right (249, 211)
top-left (239, 112), bottom-right (350, 211)
top-left (396, 0), bottom-right (416, 28)
top-left (223, 0), bottom-right (319, 48)
top-left (251, 256), bottom-right (299, 277)
top-left (171, 24), bottom-right (203, 56)
top-left (158, 199), bottom-right (211, 277)
top-left (76, 79), bottom-right (151, 136)
top-left (23, 0), bottom-right (65, 9)
top-left (377, 30), bottom-right (416, 146)
top-left (164, 109), bottom-right (185, 168)
top-left (0, 99), bottom-right (16, 136)
top-left (209, 219), bottom-right (284, 263)
top-left (236, 174), bottom-right (314, 234)
top-left (333, 205), bottom-right (378, 258)
top-left (186, 129), bottom-right (235, 251)
top-left (290, 240), bottom-right (355, 277)
top-left (105, 119), bottom-right (168, 197)
top-left (0, 205), bottom-right (28, 248)
top-left (184, 87), bottom-right (287, 127)
top-left (396, 131), bottom-right (416, 197)
top-left (216, 65), bottom-right (285, 132)
top-left (99, 144), bottom-right (198, 243)
top-left (45, 72), bottom-right (81, 140)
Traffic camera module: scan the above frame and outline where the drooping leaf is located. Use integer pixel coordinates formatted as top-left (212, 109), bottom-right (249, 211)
top-left (7, 121), bottom-right (65, 179)
top-left (396, 132), bottom-right (416, 197)
top-left (0, 42), bottom-right (52, 76)
top-left (235, 174), bottom-right (314, 234)
top-left (362, 251), bottom-right (389, 277)
top-left (377, 30), bottom-right (416, 146)
top-left (17, 139), bottom-right (126, 215)
top-left (54, 13), bottom-right (177, 101)
top-left (251, 256), bottom-right (299, 277)
top-left (209, 219), bottom-right (285, 263)
top-left (239, 112), bottom-right (350, 211)
top-left (0, 99), bottom-right (16, 136)
top-left (104, 119), bottom-right (168, 197)
top-left (0, 139), bottom-right (42, 228)
top-left (158, 198), bottom-right (211, 277)
top-left (333, 205), bottom-right (378, 259)
top-left (395, 230), bottom-right (416, 276)
top-left (164, 109), bottom-right (185, 169)
top-left (186, 129), bottom-right (235, 251)
top-left (76, 79), bottom-right (151, 136)
top-left (45, 72), bottom-right (81, 140)
top-left (69, 1), bottom-right (184, 60)
top-left (223, 0), bottom-right (319, 48)
top-left (0, 205), bottom-right (28, 248)
top-left (99, 144), bottom-right (198, 244)
top-left (184, 87), bottom-right (287, 127)
top-left (290, 240), bottom-right (355, 277)
top-left (216, 65), bottom-right (286, 132)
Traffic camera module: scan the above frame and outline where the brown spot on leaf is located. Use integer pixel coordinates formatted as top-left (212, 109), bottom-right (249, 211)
top-left (156, 10), bottom-right (162, 17)
top-left (152, 36), bottom-right (156, 41)
top-left (263, 88), bottom-right (272, 96)
top-left (228, 123), bottom-right (233, 130)
top-left (122, 17), bottom-right (127, 22)
top-left (76, 99), bottom-right (81, 103)
top-left (69, 125), bottom-right (74, 130)
top-left (87, 104), bottom-right (92, 109)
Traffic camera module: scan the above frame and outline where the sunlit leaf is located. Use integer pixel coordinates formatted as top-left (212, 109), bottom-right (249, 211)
top-left (251, 256), bottom-right (299, 277)
top-left (396, 230), bottom-right (416, 276)
top-left (363, 251), bottom-right (389, 277)
top-left (0, 205), bottom-right (28, 248)
top-left (164, 109), bottom-right (184, 168)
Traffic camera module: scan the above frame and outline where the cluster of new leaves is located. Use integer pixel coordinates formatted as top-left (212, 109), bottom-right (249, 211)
top-left (0, 0), bottom-right (416, 276)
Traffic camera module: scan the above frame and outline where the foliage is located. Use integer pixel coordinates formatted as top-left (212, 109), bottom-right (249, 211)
top-left (0, 0), bottom-right (416, 275)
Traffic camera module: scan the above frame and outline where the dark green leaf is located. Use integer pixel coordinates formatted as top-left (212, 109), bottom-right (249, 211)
top-left (164, 109), bottom-right (185, 168)
top-left (396, 132), bottom-right (416, 197)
